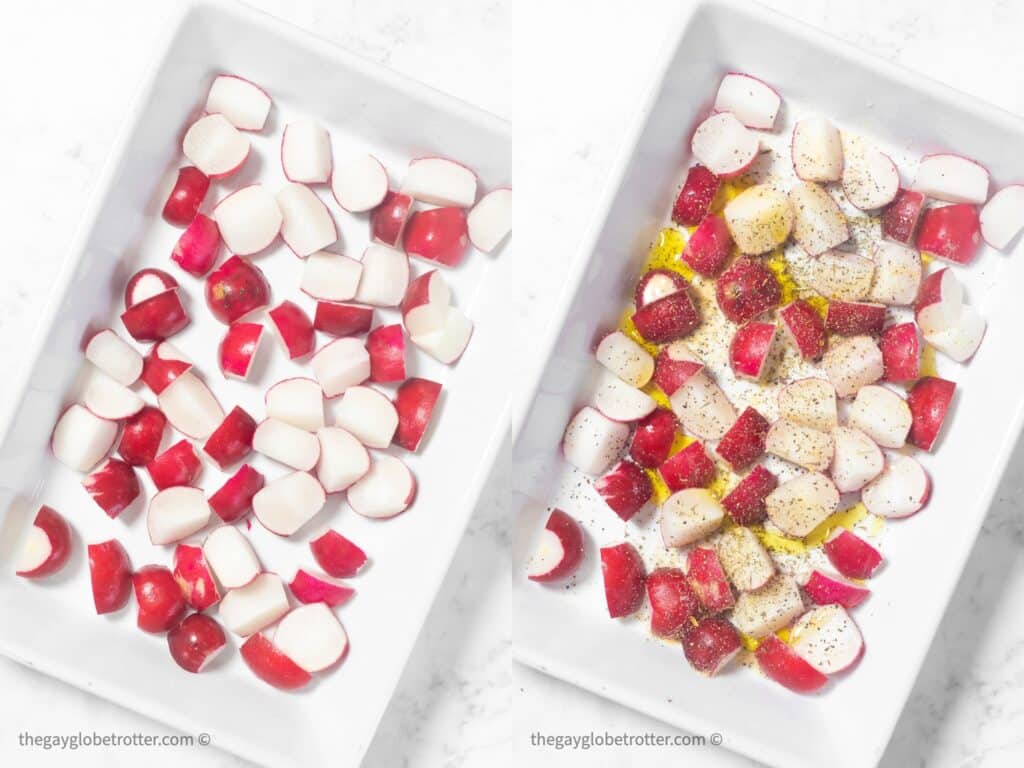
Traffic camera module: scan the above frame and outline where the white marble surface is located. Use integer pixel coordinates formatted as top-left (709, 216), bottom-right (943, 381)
top-left (2, 0), bottom-right (1024, 766)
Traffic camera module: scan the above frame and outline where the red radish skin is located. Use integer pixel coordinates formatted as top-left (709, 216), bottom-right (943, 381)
top-left (141, 342), bottom-right (192, 394)
top-left (629, 408), bottom-right (676, 468)
top-left (124, 268), bottom-right (179, 309)
top-left (118, 406), bottom-right (167, 466)
top-left (823, 529), bottom-right (883, 580)
top-left (803, 569), bottom-right (870, 609)
top-left (646, 567), bottom-right (700, 638)
top-left (631, 291), bottom-right (700, 344)
top-left (370, 190), bottom-right (412, 246)
top-left (209, 464), bottom-right (265, 523)
top-left (121, 290), bottom-right (189, 342)
top-left (595, 460), bottom-right (652, 521)
top-left (269, 301), bottom-right (315, 359)
top-left (204, 406), bottom-right (257, 469)
top-left (756, 636), bottom-right (828, 693)
top-left (826, 301), bottom-right (886, 337)
top-left (600, 542), bottom-right (646, 618)
top-left (16, 506), bottom-right (72, 579)
top-left (907, 376), bottom-right (956, 451)
top-left (314, 303), bottom-right (374, 337)
top-left (393, 377), bottom-right (442, 451)
top-left (682, 617), bottom-right (741, 676)
top-left (880, 323), bottom-right (921, 382)
top-left (162, 166), bottom-right (210, 226)
top-left (716, 406), bottom-right (769, 471)
top-left (168, 613), bottom-right (227, 673)
top-left (171, 213), bottom-right (220, 277)
top-left (659, 441), bottom-right (715, 491)
top-left (779, 300), bottom-right (826, 360)
top-left (716, 258), bottom-right (782, 324)
top-left (528, 509), bottom-right (585, 582)
top-left (653, 344), bottom-right (703, 395)
top-left (916, 204), bottom-right (982, 265)
top-left (310, 530), bottom-right (368, 578)
top-left (729, 322), bottom-right (776, 380)
top-left (881, 188), bottom-right (924, 244)
top-left (404, 207), bottom-right (470, 268)
top-left (88, 540), bottom-right (133, 614)
top-left (205, 256), bottom-right (270, 324)
top-left (915, 268), bottom-right (962, 319)
top-left (82, 459), bottom-right (140, 518)
top-left (681, 215), bottom-right (732, 277)
top-left (147, 440), bottom-right (202, 490)
top-left (402, 270), bottom-right (451, 317)
top-left (219, 322), bottom-right (263, 379)
top-left (686, 547), bottom-right (735, 613)
top-left (172, 544), bottom-right (221, 612)
top-left (289, 569), bottom-right (355, 607)
top-left (672, 165), bottom-right (720, 227)
top-left (241, 633), bottom-right (312, 690)
top-left (133, 565), bottom-right (187, 633)
top-left (634, 269), bottom-right (687, 309)
top-left (721, 464), bottom-right (777, 525)
top-left (366, 324), bottom-right (406, 382)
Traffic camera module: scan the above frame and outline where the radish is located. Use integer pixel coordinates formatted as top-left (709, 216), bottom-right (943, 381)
top-left (632, 291), bottom-right (700, 343)
top-left (803, 569), bottom-right (870, 609)
top-left (147, 439), bottom-right (202, 490)
top-left (790, 604), bottom-right (864, 674)
top-left (162, 166), bottom-right (209, 226)
top-left (777, 378), bottom-right (837, 431)
top-left (669, 370), bottom-right (736, 440)
top-left (713, 72), bottom-right (780, 129)
top-left (715, 525), bottom-right (774, 592)
top-left (133, 565), bottom-right (187, 633)
top-left (88, 540), bottom-right (133, 614)
top-left (825, 301), bottom-right (886, 338)
top-left (848, 385), bottom-right (912, 448)
top-left (311, 337), bottom-right (370, 398)
top-left (791, 116), bottom-right (843, 182)
top-left (683, 617), bottom-right (742, 676)
top-left (253, 472), bottom-right (326, 536)
top-left (218, 573), bottom-right (290, 636)
top-left (658, 441), bottom-right (715, 492)
top-left (51, 404), bottom-right (118, 472)
top-left (765, 419), bottom-right (833, 472)
top-left (289, 570), bottom-right (355, 608)
top-left (85, 329), bottom-right (142, 386)
top-left (301, 251), bottom-right (362, 302)
top-left (823, 528), bottom-right (883, 580)
top-left (209, 464), bottom-right (264, 523)
top-left (596, 331), bottom-right (653, 387)
top-left (980, 184), bottom-right (1024, 248)
top-left (331, 154), bottom-right (388, 213)
top-left (141, 341), bottom-right (192, 395)
top-left (527, 509), bottom-right (585, 582)
top-left (646, 567), bottom-right (700, 638)
top-left (879, 322), bottom-right (920, 382)
top-left (309, 529), bottom-right (368, 578)
top-left (213, 185), bottom-right (282, 256)
top-left (219, 322), bottom-right (263, 379)
top-left (716, 406), bottom-right (770, 471)
top-left (277, 183), bottom-right (337, 257)
top-left (273, 603), bottom-right (349, 673)
top-left (681, 214), bottom-right (732, 276)
top-left (120, 289), bottom-right (189, 342)
top-left (660, 488), bottom-right (725, 547)
top-left (83, 368), bottom-right (145, 420)
top-left (366, 324), bottom-right (406, 382)
top-left (595, 460), bottom-right (652, 520)
top-left (842, 146), bottom-right (900, 210)
top-left (203, 525), bottom-right (261, 590)
top-left (147, 486), bottom-right (211, 545)
top-left (402, 269), bottom-right (451, 331)
top-left (125, 268), bottom-right (178, 308)
top-left (829, 426), bottom-right (884, 493)
top-left (171, 213), bottom-right (220, 277)
top-left (913, 153), bottom-right (989, 204)
top-left (266, 378), bottom-right (324, 432)
top-left (686, 546), bottom-right (735, 613)
top-left (672, 165), bottom-right (720, 227)
top-left (402, 157), bottom-right (477, 207)
top-left (335, 386), bottom-right (399, 448)
top-left (634, 269), bottom-right (687, 309)
top-left (923, 304), bottom-right (986, 362)
top-left (822, 335), bottom-right (884, 398)
top-left (806, 251), bottom-right (874, 302)
top-left (347, 454), bottom-right (416, 519)
top-left (755, 636), bottom-right (828, 694)
top-left (730, 575), bottom-right (803, 638)
top-left (600, 542), bottom-right (646, 618)
top-left (715, 257), bottom-right (781, 324)
top-left (789, 181), bottom-right (849, 255)
top-left (205, 74), bottom-right (271, 130)
top-left (168, 613), bottom-right (228, 673)
top-left (203, 405), bottom-right (257, 469)
top-left (590, 369), bottom-right (657, 422)
top-left (882, 188), bottom-right (925, 244)
top-left (393, 377), bottom-right (442, 452)
top-left (316, 426), bottom-right (371, 493)
top-left (907, 376), bottom-right (956, 451)
top-left (779, 299), bottom-right (826, 360)
top-left (721, 465), bottom-right (777, 525)
top-left (915, 267), bottom-right (964, 333)
top-left (653, 340), bottom-right (703, 395)
top-left (157, 371), bottom-right (225, 440)
top-left (280, 120), bottom-right (331, 184)
top-left (118, 406), bottom-right (166, 466)
top-left (409, 306), bottom-right (473, 364)
top-left (241, 633), bottom-right (311, 690)
top-left (355, 244), bottom-right (410, 307)
top-left (268, 300), bottom-right (315, 359)
top-left (917, 204), bottom-right (982, 265)
top-left (15, 506), bottom-right (72, 579)
top-left (562, 406), bottom-right (630, 475)
top-left (182, 114), bottom-right (250, 177)
top-left (723, 184), bottom-right (793, 255)
top-left (690, 112), bottom-right (760, 177)
top-left (765, 472), bottom-right (839, 537)
top-left (867, 240), bottom-right (922, 306)
top-left (729, 321), bottom-right (777, 381)
top-left (468, 187), bottom-right (512, 252)
top-left (314, 302), bottom-right (374, 337)
top-left (370, 190), bottom-right (413, 246)
top-left (404, 207), bottom-right (470, 268)
top-left (172, 543), bottom-right (220, 611)
top-left (205, 256), bottom-right (270, 324)
top-left (83, 458), bottom-right (140, 518)
top-left (862, 454), bottom-right (930, 518)
top-left (253, 419), bottom-right (321, 471)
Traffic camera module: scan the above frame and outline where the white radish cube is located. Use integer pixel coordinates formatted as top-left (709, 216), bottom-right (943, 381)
top-left (205, 75), bottom-right (271, 131)
top-left (311, 338), bottom-right (370, 398)
top-left (402, 157), bottom-right (477, 207)
top-left (281, 119), bottom-right (332, 183)
top-left (277, 183), bottom-right (337, 258)
top-left (203, 526), bottom-right (260, 589)
top-left (218, 573), bottom-right (290, 636)
top-left (332, 154), bottom-right (388, 213)
top-left (301, 251), bottom-right (362, 302)
top-left (334, 386), bottom-right (399, 449)
top-left (182, 114), bottom-right (250, 177)
top-left (355, 245), bottom-right (409, 307)
top-left (85, 330), bottom-right (142, 386)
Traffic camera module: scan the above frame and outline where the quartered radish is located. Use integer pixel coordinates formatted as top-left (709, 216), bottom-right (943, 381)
top-left (213, 185), bottom-right (282, 256)
top-left (168, 613), bottom-right (228, 673)
top-left (309, 530), bottom-right (368, 578)
top-left (404, 207), bottom-right (470, 268)
top-left (791, 116), bottom-right (843, 182)
top-left (826, 301), bottom-right (886, 337)
top-left (277, 182), bottom-right (337, 257)
top-left (765, 419), bottom-right (833, 471)
top-left (596, 331), bottom-right (654, 387)
top-left (203, 406), bottom-right (257, 470)
top-left (527, 509), bottom-right (584, 582)
top-left (672, 165), bottom-right (720, 227)
top-left (141, 341), bottom-right (192, 394)
top-left (805, 251), bottom-right (874, 302)
top-left (335, 386), bottom-right (399, 448)
top-left (355, 244), bottom-right (409, 307)
top-left (173, 543), bottom-right (220, 611)
top-left (822, 335), bottom-right (884, 398)
top-left (85, 330), bottom-right (142, 386)
top-left (289, 570), bottom-right (355, 607)
top-left (347, 454), bottom-right (416, 519)
top-left (331, 154), bottom-right (388, 212)
top-left (402, 157), bottom-right (477, 207)
top-left (713, 73), bottom-right (780, 129)
top-left (915, 267), bottom-right (964, 334)
top-left (147, 486), bottom-right (211, 546)
top-left (730, 575), bottom-right (804, 639)
top-left (882, 188), bottom-right (925, 244)
top-left (265, 378), bottom-right (324, 432)
top-left (653, 340), bottom-right (704, 395)
top-left (715, 525), bottom-right (774, 592)
top-left (729, 321), bottom-right (776, 381)
top-left (163, 166), bottom-right (210, 226)
top-left (803, 569), bottom-right (870, 609)
top-left (830, 426), bottom-right (884, 493)
top-left (241, 633), bottom-right (311, 690)
top-left (596, 460), bottom-right (652, 520)
top-left (83, 368), bottom-right (145, 420)
top-left (468, 187), bottom-right (512, 252)
top-left (980, 184), bottom-right (1024, 249)
top-left (370, 190), bottom-right (412, 246)
top-left (120, 289), bottom-right (189, 342)
top-left (366, 324), bottom-right (405, 382)
top-left (89, 539), bottom-right (133, 614)
top-left (691, 112), bottom-right (760, 177)
top-left (409, 306), bottom-right (473, 364)
top-left (205, 256), bottom-right (270, 324)
top-left (205, 75), bottom-right (271, 131)
top-left (209, 465), bottom-right (265, 523)
top-left (917, 204), bottom-right (983, 265)
top-left (171, 213), bottom-right (220, 277)
top-left (311, 337), bottom-right (370, 398)
top-left (913, 153), bottom-right (989, 204)
top-left (118, 406), bottom-right (166, 467)
top-left (789, 181), bottom-right (849, 255)
top-left (125, 268), bottom-right (179, 308)
top-left (268, 300), bottom-right (315, 359)
top-left (15, 506), bottom-right (72, 579)
top-left (133, 565), bottom-right (187, 632)
top-left (280, 119), bottom-right (331, 184)
top-left (253, 472), bottom-right (326, 536)
top-left (660, 488), bottom-right (724, 547)
top-left (868, 240), bottom-right (922, 306)
top-left (52, 404), bottom-right (118, 472)
top-left (315, 427), bottom-right (370, 493)
top-left (635, 269), bottom-right (687, 308)
top-left (182, 114), bottom-right (250, 177)
top-left (862, 454), bottom-right (930, 518)
top-left (562, 407), bottom-right (630, 476)
top-left (824, 529), bottom-right (883, 580)
top-left (203, 526), bottom-right (261, 590)
top-left (83, 458), bottom-right (140, 518)
top-left (219, 322), bottom-right (263, 380)
top-left (841, 145), bottom-right (900, 210)
top-left (393, 378), bottom-right (442, 452)
top-left (756, 636), bottom-right (828, 694)
top-left (777, 378), bottom-right (838, 432)
top-left (669, 370), bottom-right (736, 440)
top-left (158, 371), bottom-right (225, 440)
top-left (300, 251), bottom-right (362, 302)
top-left (253, 419), bottom-right (321, 471)
top-left (790, 604), bottom-right (864, 674)
top-left (314, 303), bottom-right (374, 337)
top-left (590, 369), bottom-right (656, 422)
top-left (219, 573), bottom-right (290, 636)
top-left (848, 385), bottom-right (912, 448)
top-left (273, 603), bottom-right (348, 673)
top-left (765, 472), bottom-right (839, 537)
top-left (723, 184), bottom-right (793, 255)
top-left (923, 304), bottom-right (986, 362)
top-left (147, 439), bottom-right (202, 490)
top-left (907, 376), bottom-right (956, 451)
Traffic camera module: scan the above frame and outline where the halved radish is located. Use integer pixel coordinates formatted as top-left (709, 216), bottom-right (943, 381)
top-left (923, 304), bottom-right (986, 362)
top-left (171, 213), bottom-right (220, 277)
top-left (268, 300), bottom-right (315, 360)
top-left (393, 378), bottom-right (442, 452)
top-left (347, 454), bottom-right (416, 519)
top-left (713, 72), bottom-right (780, 129)
top-left (681, 214), bottom-right (732, 276)
top-left (723, 184), bottom-right (793, 254)
top-left (715, 257), bottom-right (781, 324)
top-left (203, 406), bottom-right (257, 470)
top-left (882, 188), bottom-right (925, 244)
top-left (355, 245), bottom-right (409, 307)
top-left (880, 322), bottom-right (920, 382)
top-left (173, 543), bottom-right (220, 612)
top-left (672, 165), bottom-right (720, 227)
top-left (777, 378), bottom-right (837, 432)
top-left (147, 486), bottom-right (211, 546)
top-left (822, 335), bottom-right (884, 398)
top-left (402, 157), bottom-right (477, 207)
top-left (289, 569), bottom-right (355, 607)
top-left (219, 322), bottom-right (263, 380)
top-left (823, 528), bottom-right (883, 580)
top-left (635, 269), bottom-right (687, 309)
top-left (310, 530), bottom-right (368, 578)
top-left (314, 302), bottom-right (374, 337)
top-left (213, 185), bottom-right (282, 255)
top-left (595, 331), bottom-right (653, 387)
top-left (779, 299), bottom-right (826, 360)
top-left (85, 330), bottom-right (142, 386)
top-left (789, 182), bottom-right (849, 255)
top-left (632, 290), bottom-right (700, 342)
top-left (790, 604), bottom-right (864, 674)
top-left (913, 153), bottom-right (989, 204)
top-left (729, 321), bottom-right (776, 381)
top-left (167, 613), bottom-right (228, 673)
top-left (730, 575), bottom-right (804, 638)
top-left (274, 603), bottom-right (348, 673)
top-left (805, 251), bottom-right (874, 302)
top-left (562, 406), bottom-right (629, 475)
top-left (715, 524), bottom-right (774, 592)
top-left (765, 472), bottom-right (839, 537)
top-left (980, 184), bottom-right (1024, 249)
top-left (280, 120), bottom-right (331, 184)
top-left (691, 113), bottom-right (760, 177)
top-left (830, 426), bottom-right (884, 493)
top-left (15, 506), bottom-right (72, 579)
top-left (825, 301), bottom-right (886, 337)
top-left (404, 207), bottom-right (471, 268)
top-left (240, 633), bottom-right (311, 690)
top-left (803, 569), bottom-right (870, 609)
top-left (205, 74), bottom-right (271, 131)
top-left (402, 269), bottom-right (451, 332)
top-left (335, 386), bottom-right (399, 448)
top-left (596, 460), bottom-right (652, 520)
top-left (842, 146), bottom-right (900, 210)
top-left (89, 539), bottom-right (133, 613)
top-left (125, 268), bottom-right (179, 309)
top-left (791, 116), bottom-right (843, 182)
top-left (133, 565), bottom-right (187, 632)
top-left (203, 525), bottom-right (260, 590)
top-left (301, 251), bottom-right (362, 302)
top-left (311, 338), bottom-right (370, 398)
top-left (765, 419), bottom-right (833, 471)
top-left (277, 183), bottom-right (337, 257)
top-left (253, 419), bottom-right (321, 471)
top-left (205, 256), bottom-right (270, 325)
top-left (253, 472), bottom-right (326, 536)
top-left (658, 441), bottom-right (714, 493)
top-left (647, 570), bottom-right (701, 638)
top-left (528, 509), bottom-right (585, 582)
top-left (907, 376), bottom-right (956, 451)
top-left (686, 546), bottom-right (735, 613)
top-left (716, 406), bottom-right (769, 471)
top-left (147, 439), bottom-right (202, 490)
top-left (868, 240), bottom-right (922, 306)
top-left (669, 369), bottom-right (736, 440)
top-left (409, 306), bottom-right (473, 364)
top-left (653, 340), bottom-right (704, 395)
top-left (83, 458), bottom-right (140, 518)
top-left (917, 203), bottom-right (982, 265)
top-left (590, 369), bottom-right (656, 422)
top-left (316, 427), bottom-right (370, 493)
top-left (51, 404), bottom-right (118, 472)
top-left (331, 154), bottom-right (388, 213)
top-left (120, 289), bottom-right (189, 342)
top-left (848, 385), bottom-right (912, 448)
top-left (915, 267), bottom-right (964, 333)
top-left (219, 573), bottom-right (290, 636)
top-left (209, 464), bottom-right (264, 523)
top-left (163, 166), bottom-right (210, 226)
top-left (158, 371), bottom-right (225, 440)
top-left (366, 324), bottom-right (406, 382)
top-left (721, 465), bottom-right (777, 525)
top-left (660, 488), bottom-right (724, 547)
top-left (83, 368), bottom-right (145, 420)
top-left (140, 341), bottom-right (192, 395)
top-left (118, 406), bottom-right (166, 467)
top-left (266, 378), bottom-right (324, 432)
top-left (862, 454), bottom-right (930, 518)
top-left (468, 187), bottom-right (512, 252)
top-left (755, 635), bottom-right (828, 694)
top-left (682, 617), bottom-right (741, 675)
top-left (182, 114), bottom-right (250, 177)
top-left (370, 190), bottom-right (412, 246)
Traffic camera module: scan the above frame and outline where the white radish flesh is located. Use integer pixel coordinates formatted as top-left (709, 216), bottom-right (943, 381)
top-left (253, 419), bottom-right (321, 471)
top-left (792, 116), bottom-right (843, 182)
top-left (765, 419), bottom-right (834, 472)
top-left (467, 188), bottom-right (513, 252)
top-left (410, 306), bottom-right (473, 365)
top-left (281, 120), bottom-right (331, 184)
top-left (659, 489), bottom-right (724, 548)
top-left (669, 370), bottom-right (737, 440)
top-left (862, 454), bottom-right (930, 518)
top-left (777, 378), bottom-right (837, 431)
top-left (311, 338), bottom-right (370, 398)
top-left (842, 146), bottom-right (900, 210)
top-left (830, 426), bottom-right (884, 493)
top-left (213, 185), bottom-right (282, 256)
top-left (562, 406), bottom-right (629, 476)
top-left (402, 157), bottom-right (477, 207)
top-left (205, 75), bottom-right (271, 131)
top-left (713, 73), bottom-right (780, 130)
top-left (316, 427), bottom-right (370, 493)
top-left (789, 182), bottom-right (849, 256)
top-left (822, 335), bottom-right (884, 398)
top-left (277, 183), bottom-right (337, 257)
top-left (590, 369), bottom-right (657, 423)
top-left (265, 378), bottom-right (324, 432)
top-left (203, 526), bottom-right (260, 589)
top-left (273, 603), bottom-right (348, 672)
top-left (158, 372), bottom-right (225, 440)
top-left (791, 604), bottom-right (864, 674)
top-left (82, 368), bottom-right (145, 420)
top-left (691, 113), bottom-right (760, 177)
top-left (765, 472), bottom-right (839, 537)
top-left (913, 154), bottom-right (989, 204)
top-left (723, 184), bottom-right (793, 254)
top-left (148, 486), bottom-right (211, 545)
top-left (980, 185), bottom-right (1024, 249)
top-left (253, 472), bottom-right (326, 536)
top-left (335, 386), bottom-right (399, 449)
top-left (331, 154), bottom-right (388, 213)
top-left (51, 404), bottom-right (118, 472)
top-left (924, 304), bottom-right (986, 362)
top-left (218, 573), bottom-right (289, 636)
top-left (730, 575), bottom-right (804, 639)
top-left (868, 241), bottom-right (922, 306)
top-left (715, 525), bottom-right (775, 591)
top-left (301, 251), bottom-right (362, 302)
top-left (355, 245), bottom-right (409, 307)
top-left (347, 454), bottom-right (416, 519)
top-left (85, 330), bottom-right (142, 386)
top-left (848, 385), bottom-right (912, 448)
top-left (595, 331), bottom-right (653, 387)
top-left (806, 251), bottom-right (874, 302)
top-left (182, 114), bottom-right (250, 177)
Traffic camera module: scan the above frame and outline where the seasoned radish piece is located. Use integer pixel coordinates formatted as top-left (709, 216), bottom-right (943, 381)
top-left (822, 335), bottom-right (884, 398)
top-left (163, 166), bottom-right (210, 226)
top-left (658, 441), bottom-right (715, 492)
top-left (120, 289), bottom-right (189, 342)
top-left (332, 154), bottom-right (388, 212)
top-left (147, 487), bottom-right (211, 546)
top-left (410, 306), bottom-right (473, 364)
top-left (355, 245), bottom-right (409, 307)
top-left (86, 330), bottom-right (142, 386)
top-left (779, 300), bottom-right (826, 360)
top-left (682, 617), bottom-right (742, 676)
top-left (83, 368), bottom-right (145, 420)
top-left (789, 182), bottom-right (849, 255)
top-left (686, 546), bottom-right (735, 613)
top-left (277, 183), bottom-right (337, 257)
top-left (205, 75), bottom-right (271, 130)
top-left (83, 458), bottom-right (141, 518)
top-left (980, 184), bottom-right (1024, 248)
top-left (777, 378), bottom-right (837, 432)
top-left (591, 370), bottom-right (656, 422)
top-left (660, 489), bottom-right (725, 548)
top-left (280, 120), bottom-right (331, 184)
top-left (16, 506), bottom-right (72, 579)
top-left (882, 188), bottom-right (925, 243)
top-left (269, 300), bottom-right (315, 360)
top-left (289, 570), bottom-right (355, 607)
top-left (803, 569), bottom-right (870, 609)
top-left (253, 472), bottom-right (326, 536)
top-left (766, 472), bottom-right (839, 537)
top-left (826, 301), bottom-right (886, 337)
top-left (141, 341), bottom-right (192, 395)
top-left (669, 370), bottom-right (736, 440)
top-left (713, 72), bottom-right (780, 129)
top-left (182, 114), bottom-right (250, 177)
top-left (600, 542), bottom-right (647, 618)
top-left (723, 184), bottom-right (793, 255)
top-left (335, 386), bottom-right (399, 448)
top-left (646, 568), bottom-right (699, 638)
top-left (842, 145), bottom-right (899, 210)
top-left (219, 322), bottom-right (263, 380)
top-left (862, 454), bottom-right (930, 518)
top-left (730, 575), bottom-right (804, 639)
top-left (635, 269), bottom-right (685, 309)
top-left (672, 165), bottom-right (720, 227)
top-left (756, 636), bottom-right (828, 694)
top-left (468, 187), bottom-right (513, 252)
top-left (917, 204), bottom-right (982, 265)
top-left (347, 454), bottom-right (416, 519)
top-left (806, 251), bottom-right (874, 302)
top-left (254, 419), bottom-right (320, 471)
top-left (52, 404), bottom-right (118, 472)
top-left (527, 509), bottom-right (584, 582)
top-left (301, 251), bottom-right (362, 302)
top-left (311, 338), bottom-right (370, 398)
top-left (923, 304), bottom-right (986, 362)
top-left (241, 633), bottom-right (311, 690)
top-left (596, 460), bottom-right (652, 520)
top-left (824, 528), bottom-right (883, 580)
top-left (125, 268), bottom-right (179, 308)
top-left (716, 406), bottom-right (769, 471)
top-left (729, 322), bottom-right (776, 381)
top-left (205, 256), bottom-right (270, 325)
top-left (596, 331), bottom-right (653, 387)
top-left (213, 185), bottom-right (282, 255)
top-left (158, 372), bottom-right (225, 440)
top-left (913, 153), bottom-right (989, 204)
top-left (316, 427), bottom-right (370, 493)
top-left (830, 426), bottom-right (884, 493)
top-left (765, 419), bottom-right (833, 471)
top-left (219, 573), bottom-right (290, 636)
top-left (562, 406), bottom-right (630, 475)
top-left (722, 465), bottom-right (777, 525)
top-left (691, 113), bottom-right (759, 177)
top-left (792, 116), bottom-right (843, 182)
top-left (848, 385), bottom-right (912, 448)
top-left (203, 526), bottom-right (260, 589)
top-left (868, 241), bottom-right (921, 306)
top-left (681, 215), bottom-right (732, 276)
top-left (402, 157), bottom-right (477, 207)
top-left (274, 603), bottom-right (348, 672)
top-left (631, 291), bottom-right (700, 342)
top-left (715, 525), bottom-right (774, 592)
top-left (653, 340), bottom-right (704, 395)
top-left (790, 604), bottom-right (864, 674)
top-left (266, 378), bottom-right (324, 432)
top-left (715, 257), bottom-right (781, 324)
top-left (915, 267), bottom-right (964, 333)
top-left (394, 378), bottom-right (443, 452)
top-left (907, 376), bottom-right (956, 451)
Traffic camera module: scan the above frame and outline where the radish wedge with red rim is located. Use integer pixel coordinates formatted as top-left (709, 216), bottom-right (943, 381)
top-left (203, 525), bottom-right (260, 590)
top-left (713, 73), bottom-right (780, 129)
top-left (147, 486), bottom-right (212, 546)
top-left (273, 603), bottom-right (349, 673)
top-left (841, 145), bottom-right (899, 210)
top-left (335, 386), bottom-right (399, 449)
top-left (182, 114), bottom-right (250, 177)
top-left (277, 182), bottom-right (337, 257)
top-left (792, 116), bottom-right (843, 182)
top-left (83, 368), bottom-right (145, 420)
top-left (265, 378), bottom-right (324, 432)
top-left (468, 188), bottom-right (512, 252)
top-left (205, 75), bottom-right (271, 131)
top-left (691, 113), bottom-right (760, 177)
top-left (158, 371), bottom-right (225, 440)
top-left (980, 185), bottom-right (1024, 249)
top-left (861, 453), bottom-right (930, 518)
top-left (219, 573), bottom-right (290, 636)
top-left (315, 427), bottom-right (370, 493)
top-left (402, 157), bottom-right (477, 208)
top-left (355, 245), bottom-right (409, 307)
top-left (280, 120), bottom-right (331, 184)
top-left (253, 419), bottom-right (321, 471)
top-left (347, 454), bottom-right (416, 519)
top-left (913, 153), bottom-right (989, 204)
top-left (213, 185), bottom-right (282, 256)
top-left (311, 338), bottom-right (370, 398)
top-left (52, 404), bottom-right (118, 473)
top-left (301, 251), bottom-right (362, 302)
top-left (527, 509), bottom-right (584, 582)
top-left (331, 154), bottom-right (388, 213)
top-left (289, 569), bottom-right (355, 607)
top-left (253, 472), bottom-right (326, 536)
top-left (790, 604), bottom-right (865, 675)
top-left (562, 406), bottom-right (630, 476)
top-left (85, 330), bottom-right (143, 386)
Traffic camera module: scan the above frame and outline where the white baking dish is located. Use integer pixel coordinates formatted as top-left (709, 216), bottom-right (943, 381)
top-left (507, 2), bottom-right (1024, 767)
top-left (0, 1), bottom-right (513, 766)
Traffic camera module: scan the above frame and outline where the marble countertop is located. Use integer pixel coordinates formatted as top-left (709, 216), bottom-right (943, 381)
top-left (2, 0), bottom-right (1023, 766)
